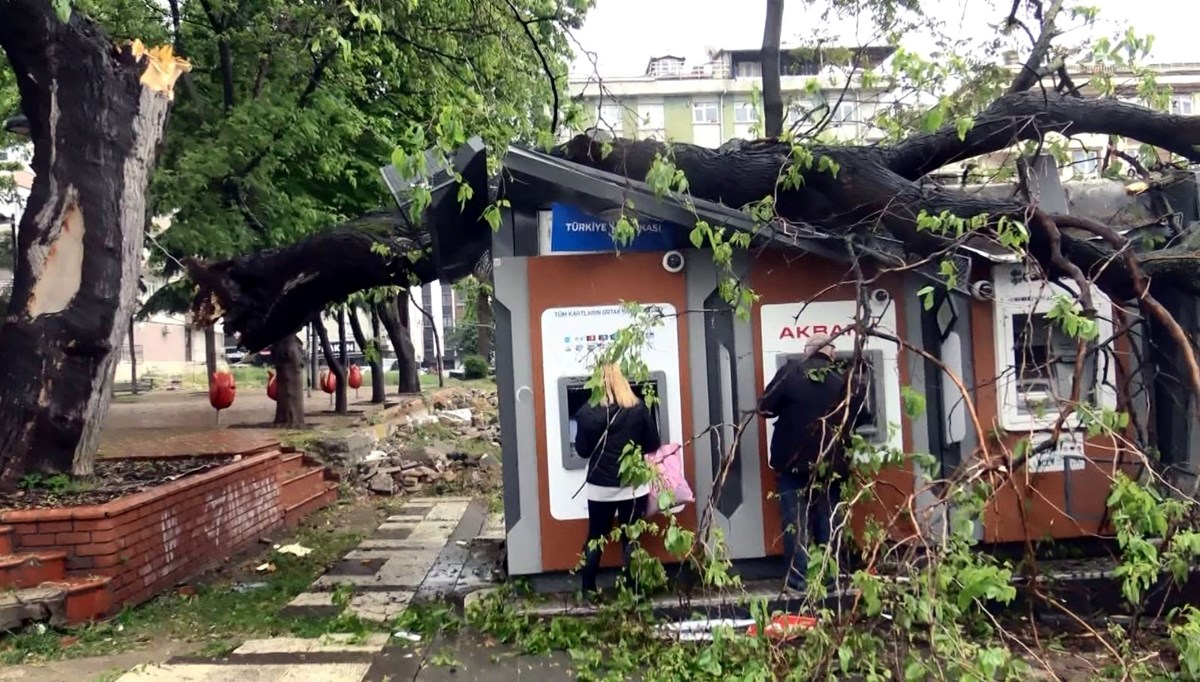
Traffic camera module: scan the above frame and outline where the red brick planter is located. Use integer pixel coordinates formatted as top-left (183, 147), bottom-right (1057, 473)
top-left (0, 446), bottom-right (336, 619)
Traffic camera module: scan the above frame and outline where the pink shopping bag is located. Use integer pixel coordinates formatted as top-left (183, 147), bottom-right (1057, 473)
top-left (645, 443), bottom-right (694, 517)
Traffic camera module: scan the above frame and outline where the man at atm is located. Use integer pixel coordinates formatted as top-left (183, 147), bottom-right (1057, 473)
top-left (760, 333), bottom-right (870, 592)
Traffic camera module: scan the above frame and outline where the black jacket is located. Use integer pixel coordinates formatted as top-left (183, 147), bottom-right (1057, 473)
top-left (760, 355), bottom-right (871, 479)
top-left (573, 402), bottom-right (662, 488)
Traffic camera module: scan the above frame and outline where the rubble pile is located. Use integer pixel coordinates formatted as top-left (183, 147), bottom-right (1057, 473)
top-left (355, 387), bottom-right (501, 496)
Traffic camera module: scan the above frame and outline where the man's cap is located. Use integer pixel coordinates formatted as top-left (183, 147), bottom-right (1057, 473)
top-left (804, 333), bottom-right (835, 357)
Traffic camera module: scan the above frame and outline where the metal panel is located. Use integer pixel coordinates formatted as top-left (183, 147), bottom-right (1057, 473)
top-left (493, 212), bottom-right (541, 575)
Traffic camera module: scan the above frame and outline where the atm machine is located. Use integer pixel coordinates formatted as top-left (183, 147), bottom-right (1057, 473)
top-left (758, 296), bottom-right (904, 460)
top-left (539, 304), bottom-right (684, 523)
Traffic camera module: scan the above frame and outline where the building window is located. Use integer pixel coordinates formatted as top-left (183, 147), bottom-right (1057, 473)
top-left (1070, 149), bottom-right (1100, 176)
top-left (692, 101), bottom-right (719, 124)
top-left (1171, 95), bottom-right (1194, 116)
top-left (733, 100), bottom-right (758, 124)
top-left (648, 58), bottom-right (684, 78)
top-left (734, 61), bottom-right (762, 78)
top-left (832, 97), bottom-right (857, 124)
top-left (598, 103), bottom-right (622, 130)
top-left (636, 102), bottom-right (665, 140)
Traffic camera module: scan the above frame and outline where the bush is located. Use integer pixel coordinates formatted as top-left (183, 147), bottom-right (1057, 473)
top-left (462, 354), bottom-right (490, 380)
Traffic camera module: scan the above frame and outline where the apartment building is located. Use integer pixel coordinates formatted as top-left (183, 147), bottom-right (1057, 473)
top-left (570, 45), bottom-right (897, 147)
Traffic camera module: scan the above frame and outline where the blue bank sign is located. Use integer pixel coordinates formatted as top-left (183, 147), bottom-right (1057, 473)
top-left (549, 203), bottom-right (687, 253)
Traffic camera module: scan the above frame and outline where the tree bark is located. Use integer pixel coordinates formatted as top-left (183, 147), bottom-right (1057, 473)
top-left (307, 322), bottom-right (316, 392)
top-left (0, 3), bottom-right (182, 481)
top-left (369, 307), bottom-right (386, 403)
top-left (204, 325), bottom-right (217, 383)
top-left (271, 333), bottom-right (305, 427)
top-left (475, 287), bottom-right (493, 360)
top-left (347, 305), bottom-right (384, 404)
top-left (760, 0), bottom-right (785, 138)
top-left (128, 316), bottom-right (138, 395)
top-left (315, 316), bottom-right (346, 413)
top-left (336, 307), bottom-right (348, 407)
top-left (377, 296), bottom-right (420, 394)
top-left (186, 208), bottom-right (480, 353)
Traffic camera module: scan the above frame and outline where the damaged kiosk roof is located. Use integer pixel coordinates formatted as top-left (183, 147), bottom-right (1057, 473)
top-left (499, 146), bottom-right (971, 295)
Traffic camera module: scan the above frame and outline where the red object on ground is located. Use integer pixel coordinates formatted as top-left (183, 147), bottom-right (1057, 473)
top-left (209, 372), bottom-right (236, 410)
top-left (319, 369), bottom-right (336, 394)
top-left (347, 364), bottom-right (363, 390)
top-left (747, 614), bottom-right (817, 640)
top-left (266, 371), bottom-right (277, 401)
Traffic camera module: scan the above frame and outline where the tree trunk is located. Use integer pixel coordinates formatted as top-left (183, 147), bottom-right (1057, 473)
top-left (348, 305), bottom-right (384, 404)
top-left (760, 0), bottom-right (785, 138)
top-left (410, 289), bottom-right (443, 387)
top-left (377, 296), bottom-right (420, 394)
top-left (336, 307), bottom-right (348, 407)
top-left (128, 316), bottom-right (138, 395)
top-left (204, 325), bottom-right (217, 383)
top-left (307, 322), bottom-right (316, 392)
top-left (315, 316), bottom-right (346, 413)
top-left (475, 287), bottom-right (492, 360)
top-left (370, 307), bottom-right (386, 403)
top-left (271, 333), bottom-right (304, 427)
top-left (0, 4), bottom-right (183, 481)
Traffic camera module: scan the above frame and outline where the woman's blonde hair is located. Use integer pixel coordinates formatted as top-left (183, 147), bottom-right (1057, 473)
top-left (600, 363), bottom-right (640, 409)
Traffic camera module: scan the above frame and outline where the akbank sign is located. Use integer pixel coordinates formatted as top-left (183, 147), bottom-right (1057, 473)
top-left (549, 203), bottom-right (687, 253)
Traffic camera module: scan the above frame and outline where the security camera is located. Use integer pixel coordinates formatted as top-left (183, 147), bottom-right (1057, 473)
top-left (870, 288), bottom-right (891, 305)
top-left (970, 280), bottom-right (994, 301)
top-left (662, 250), bottom-right (685, 274)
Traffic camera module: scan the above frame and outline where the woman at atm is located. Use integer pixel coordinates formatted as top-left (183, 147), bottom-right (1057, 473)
top-left (573, 362), bottom-right (662, 596)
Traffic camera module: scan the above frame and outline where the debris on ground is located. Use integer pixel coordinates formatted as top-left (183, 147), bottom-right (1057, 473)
top-left (351, 386), bottom-right (501, 497)
top-left (275, 543), bottom-right (313, 557)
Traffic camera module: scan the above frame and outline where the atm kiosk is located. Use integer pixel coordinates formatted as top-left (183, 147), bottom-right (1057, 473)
top-left (539, 303), bottom-right (684, 523)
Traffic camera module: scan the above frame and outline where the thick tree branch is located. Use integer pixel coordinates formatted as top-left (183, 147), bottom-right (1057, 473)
top-left (888, 91), bottom-right (1200, 180)
top-left (187, 209), bottom-right (482, 352)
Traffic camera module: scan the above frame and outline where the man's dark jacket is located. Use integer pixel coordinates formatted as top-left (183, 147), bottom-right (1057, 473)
top-left (573, 403), bottom-right (662, 488)
top-left (760, 355), bottom-right (871, 479)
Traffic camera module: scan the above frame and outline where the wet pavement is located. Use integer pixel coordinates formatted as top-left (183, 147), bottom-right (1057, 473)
top-left (115, 496), bottom-right (510, 682)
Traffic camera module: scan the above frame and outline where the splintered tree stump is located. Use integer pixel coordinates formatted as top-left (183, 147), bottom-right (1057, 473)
top-left (0, 3), bottom-right (188, 481)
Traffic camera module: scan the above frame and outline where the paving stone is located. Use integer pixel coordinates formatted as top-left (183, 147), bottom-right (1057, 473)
top-left (425, 501), bottom-right (471, 522)
top-left (383, 515), bottom-right (425, 524)
top-left (357, 539), bottom-right (446, 551)
top-left (277, 664), bottom-right (372, 682)
top-left (406, 497), bottom-right (473, 504)
top-left (349, 591), bottom-right (413, 623)
top-left (278, 592), bottom-right (341, 619)
top-left (233, 634), bottom-right (389, 655)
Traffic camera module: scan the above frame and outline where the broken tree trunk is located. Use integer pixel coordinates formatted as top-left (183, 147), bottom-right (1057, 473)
top-left (0, 4), bottom-right (187, 481)
top-left (271, 333), bottom-right (305, 427)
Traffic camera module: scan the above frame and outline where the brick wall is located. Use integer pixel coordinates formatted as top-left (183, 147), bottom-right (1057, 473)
top-left (1, 451), bottom-right (283, 609)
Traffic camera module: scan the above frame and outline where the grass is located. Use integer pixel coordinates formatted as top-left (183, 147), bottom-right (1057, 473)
top-left (0, 506), bottom-right (376, 666)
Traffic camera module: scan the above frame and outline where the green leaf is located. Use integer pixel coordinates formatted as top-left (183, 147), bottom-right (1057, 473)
top-left (917, 285), bottom-right (935, 311)
top-left (53, 0), bottom-right (71, 23)
top-left (689, 226), bottom-right (704, 249)
top-left (955, 115), bottom-right (974, 141)
top-left (921, 105), bottom-right (945, 132)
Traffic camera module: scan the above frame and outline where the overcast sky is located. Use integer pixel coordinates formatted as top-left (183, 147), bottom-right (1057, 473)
top-left (569, 0), bottom-right (1196, 77)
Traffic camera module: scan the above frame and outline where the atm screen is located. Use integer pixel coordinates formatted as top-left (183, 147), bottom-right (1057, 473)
top-left (558, 372), bottom-right (669, 469)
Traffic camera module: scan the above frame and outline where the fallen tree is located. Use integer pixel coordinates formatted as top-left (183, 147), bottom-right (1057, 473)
top-left (190, 91), bottom-right (1200, 352)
